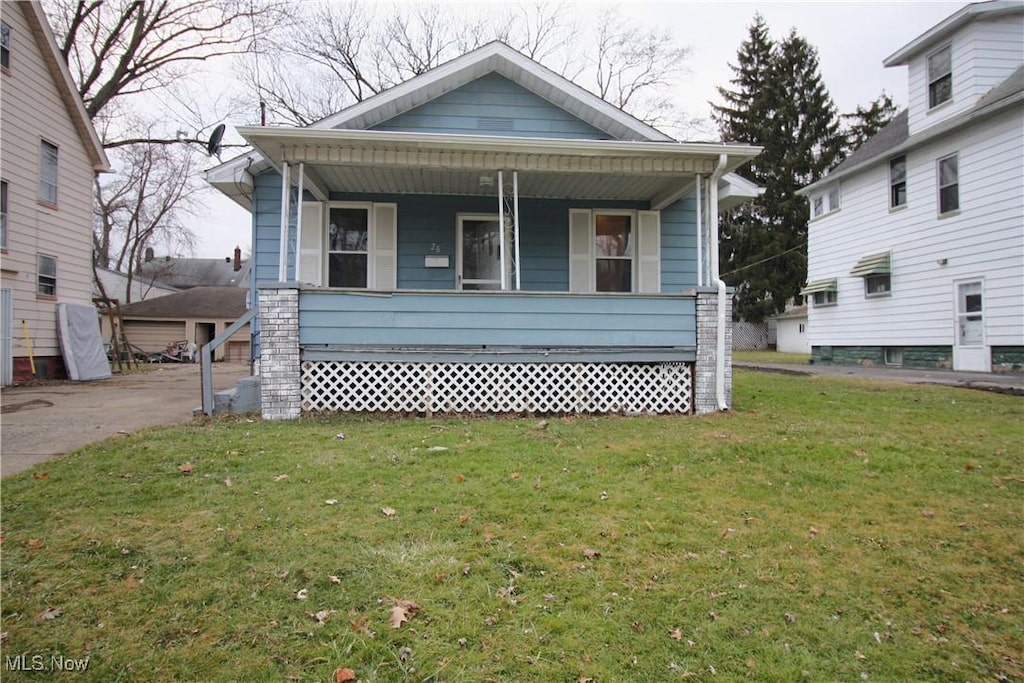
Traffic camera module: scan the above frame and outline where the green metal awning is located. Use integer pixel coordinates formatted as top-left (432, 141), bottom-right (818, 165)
top-left (851, 251), bottom-right (891, 277)
top-left (800, 278), bottom-right (838, 295)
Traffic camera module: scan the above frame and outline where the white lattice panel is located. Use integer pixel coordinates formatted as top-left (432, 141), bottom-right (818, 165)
top-left (301, 361), bottom-right (693, 414)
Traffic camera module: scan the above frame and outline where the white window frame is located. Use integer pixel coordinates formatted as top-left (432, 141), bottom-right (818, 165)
top-left (927, 44), bottom-right (952, 109)
top-left (889, 155), bottom-right (907, 209)
top-left (812, 290), bottom-right (837, 308)
top-left (0, 179), bottom-right (8, 250)
top-left (326, 201), bottom-right (372, 288)
top-left (812, 195), bottom-right (824, 218)
top-left (593, 209), bottom-right (636, 293)
top-left (864, 273), bottom-right (892, 298)
top-left (39, 140), bottom-right (58, 206)
top-left (1, 21), bottom-right (10, 70)
top-left (37, 254), bottom-right (57, 296)
top-left (827, 186), bottom-right (841, 212)
top-left (811, 185), bottom-right (840, 220)
top-left (937, 153), bottom-right (959, 216)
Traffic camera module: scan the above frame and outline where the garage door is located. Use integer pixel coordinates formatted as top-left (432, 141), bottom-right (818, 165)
top-left (124, 320), bottom-right (187, 355)
top-left (225, 340), bottom-right (250, 364)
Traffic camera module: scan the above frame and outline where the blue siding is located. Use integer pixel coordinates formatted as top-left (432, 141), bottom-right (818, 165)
top-left (299, 291), bottom-right (696, 348)
top-left (372, 73), bottom-right (613, 140)
top-left (253, 171), bottom-right (284, 284)
top-left (660, 197), bottom-right (698, 292)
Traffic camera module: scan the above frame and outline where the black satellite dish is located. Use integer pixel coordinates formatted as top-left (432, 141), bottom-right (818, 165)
top-left (206, 123), bottom-right (226, 159)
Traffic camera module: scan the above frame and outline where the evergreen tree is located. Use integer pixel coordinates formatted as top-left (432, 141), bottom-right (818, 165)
top-left (712, 20), bottom-right (843, 323)
top-left (841, 93), bottom-right (899, 157)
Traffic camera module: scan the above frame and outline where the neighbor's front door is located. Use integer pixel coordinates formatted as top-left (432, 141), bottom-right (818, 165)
top-left (953, 280), bottom-right (989, 372)
top-left (457, 215), bottom-right (503, 290)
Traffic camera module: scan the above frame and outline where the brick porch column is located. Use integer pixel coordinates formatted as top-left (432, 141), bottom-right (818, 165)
top-left (258, 284), bottom-right (301, 420)
top-left (694, 287), bottom-right (733, 415)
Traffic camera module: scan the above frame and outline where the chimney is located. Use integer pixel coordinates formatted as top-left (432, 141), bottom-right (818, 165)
top-left (233, 246), bottom-right (242, 272)
top-left (144, 246), bottom-right (155, 262)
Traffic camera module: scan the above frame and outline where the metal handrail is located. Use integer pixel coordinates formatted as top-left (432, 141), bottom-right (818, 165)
top-left (200, 307), bottom-right (257, 416)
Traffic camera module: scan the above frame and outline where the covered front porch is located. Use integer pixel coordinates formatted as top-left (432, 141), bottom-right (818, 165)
top-left (210, 127), bottom-right (756, 418)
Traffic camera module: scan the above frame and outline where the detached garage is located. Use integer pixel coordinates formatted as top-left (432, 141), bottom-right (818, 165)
top-left (103, 287), bottom-right (251, 363)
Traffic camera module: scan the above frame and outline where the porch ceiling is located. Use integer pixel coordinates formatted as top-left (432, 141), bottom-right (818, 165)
top-left (236, 127), bottom-right (761, 203)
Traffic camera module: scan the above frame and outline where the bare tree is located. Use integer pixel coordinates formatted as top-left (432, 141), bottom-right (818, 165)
top-left (246, 2), bottom-right (690, 130)
top-left (94, 141), bottom-right (201, 301)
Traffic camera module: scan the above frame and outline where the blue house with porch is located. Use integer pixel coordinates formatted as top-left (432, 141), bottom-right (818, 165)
top-left (206, 41), bottom-right (761, 419)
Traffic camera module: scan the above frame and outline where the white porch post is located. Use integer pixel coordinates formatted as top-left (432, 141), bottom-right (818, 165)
top-left (513, 171), bottom-right (521, 290)
top-left (278, 161), bottom-right (291, 281)
top-left (294, 163), bottom-right (305, 282)
top-left (695, 174), bottom-right (703, 287)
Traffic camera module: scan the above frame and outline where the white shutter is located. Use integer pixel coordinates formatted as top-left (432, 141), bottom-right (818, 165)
top-left (299, 202), bottom-right (324, 286)
top-left (372, 203), bottom-right (398, 290)
top-left (637, 210), bottom-right (661, 293)
top-left (568, 209), bottom-right (593, 293)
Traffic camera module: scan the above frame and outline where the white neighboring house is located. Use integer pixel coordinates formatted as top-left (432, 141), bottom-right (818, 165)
top-left (774, 306), bottom-right (810, 354)
top-left (799, 0), bottom-right (1023, 374)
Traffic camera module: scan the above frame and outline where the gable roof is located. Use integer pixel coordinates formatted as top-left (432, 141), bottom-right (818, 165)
top-left (313, 41), bottom-right (673, 143)
top-left (800, 66), bottom-right (1022, 195)
top-left (884, 0), bottom-right (1024, 66)
top-left (120, 286), bottom-right (248, 319)
top-left (20, 2), bottom-right (109, 172)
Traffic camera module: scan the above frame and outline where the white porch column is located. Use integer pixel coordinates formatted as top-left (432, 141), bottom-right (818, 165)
top-left (258, 284), bottom-right (301, 420)
top-left (278, 162), bottom-right (291, 280)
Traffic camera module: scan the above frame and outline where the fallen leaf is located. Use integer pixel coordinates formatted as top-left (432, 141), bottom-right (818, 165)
top-left (457, 514), bottom-right (471, 525)
top-left (578, 678), bottom-right (595, 683)
top-left (178, 462), bottom-right (194, 475)
top-left (223, 477), bottom-right (233, 487)
top-left (509, 472), bottom-right (521, 480)
top-left (350, 615), bottom-right (373, 636)
top-left (534, 420), bottom-right (549, 430)
top-left (325, 499), bottom-right (338, 505)
top-left (333, 667), bottom-right (357, 683)
top-left (544, 593), bottom-right (557, 602)
top-left (599, 491), bottom-right (609, 500)
top-left (922, 509), bottom-right (935, 518)
top-left (854, 650), bottom-right (866, 660)
top-left (329, 575), bottom-right (342, 585)
top-left (458, 637), bottom-right (468, 647)
top-left (427, 446), bottom-right (448, 452)
top-left (40, 607), bottom-right (62, 620)
top-left (669, 629), bottom-right (683, 640)
top-left (381, 507), bottom-right (396, 517)
top-left (389, 599), bottom-right (421, 628)
top-left (398, 646), bottom-right (412, 663)
top-left (273, 474), bottom-right (289, 482)
top-left (808, 526), bottom-right (819, 539)
top-left (295, 588), bottom-right (309, 600)
top-left (32, 472), bottom-right (49, 480)
top-left (454, 473), bottom-right (466, 483)
top-left (335, 432), bottom-right (346, 440)
top-left (721, 527), bottom-right (735, 539)
top-left (784, 613), bottom-right (796, 624)
top-left (483, 526), bottom-right (493, 543)
top-left (632, 620), bottom-right (645, 632)
top-left (853, 449), bottom-right (868, 458)
top-left (308, 609), bottom-right (334, 625)
top-left (582, 548), bottom-right (602, 559)
top-left (26, 538), bottom-right (45, 549)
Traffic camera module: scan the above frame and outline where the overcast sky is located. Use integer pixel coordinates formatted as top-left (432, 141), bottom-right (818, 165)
top-left (195, 0), bottom-right (963, 259)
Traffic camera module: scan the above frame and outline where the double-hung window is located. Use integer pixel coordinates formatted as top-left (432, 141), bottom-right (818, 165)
top-left (37, 255), bottom-right (57, 296)
top-left (938, 154), bottom-right (959, 215)
top-left (327, 206), bottom-right (369, 287)
top-left (889, 155), bottom-right (906, 208)
top-left (0, 180), bottom-right (8, 250)
top-left (594, 212), bottom-right (633, 292)
top-left (1, 21), bottom-right (10, 70)
top-left (39, 140), bottom-right (58, 206)
top-left (928, 45), bottom-right (952, 108)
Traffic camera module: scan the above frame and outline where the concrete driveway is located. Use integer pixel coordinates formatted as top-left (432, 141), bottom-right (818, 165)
top-left (1, 363), bottom-right (251, 477)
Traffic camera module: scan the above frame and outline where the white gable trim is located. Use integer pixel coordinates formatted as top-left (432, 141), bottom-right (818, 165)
top-left (884, 0), bottom-right (1023, 66)
top-left (312, 41), bottom-right (673, 143)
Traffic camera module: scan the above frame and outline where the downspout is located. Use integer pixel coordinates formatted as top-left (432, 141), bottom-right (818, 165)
top-left (709, 154), bottom-right (729, 411)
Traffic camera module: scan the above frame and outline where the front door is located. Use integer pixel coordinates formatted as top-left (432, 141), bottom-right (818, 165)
top-left (953, 280), bottom-right (989, 371)
top-left (457, 215), bottom-right (503, 290)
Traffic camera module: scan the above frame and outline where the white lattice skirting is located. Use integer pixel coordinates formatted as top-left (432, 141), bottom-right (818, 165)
top-left (301, 360), bottom-right (693, 414)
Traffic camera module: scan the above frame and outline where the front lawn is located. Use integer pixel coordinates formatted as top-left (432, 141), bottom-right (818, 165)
top-left (2, 371), bottom-right (1021, 681)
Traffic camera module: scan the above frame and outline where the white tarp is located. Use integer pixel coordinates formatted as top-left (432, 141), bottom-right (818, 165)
top-left (57, 303), bottom-right (111, 381)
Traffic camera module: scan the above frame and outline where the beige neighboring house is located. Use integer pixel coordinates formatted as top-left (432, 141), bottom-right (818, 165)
top-left (1, 1), bottom-right (109, 384)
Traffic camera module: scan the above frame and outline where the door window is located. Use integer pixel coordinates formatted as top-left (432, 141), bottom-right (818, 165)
top-left (956, 281), bottom-right (983, 346)
top-left (460, 218), bottom-right (502, 290)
